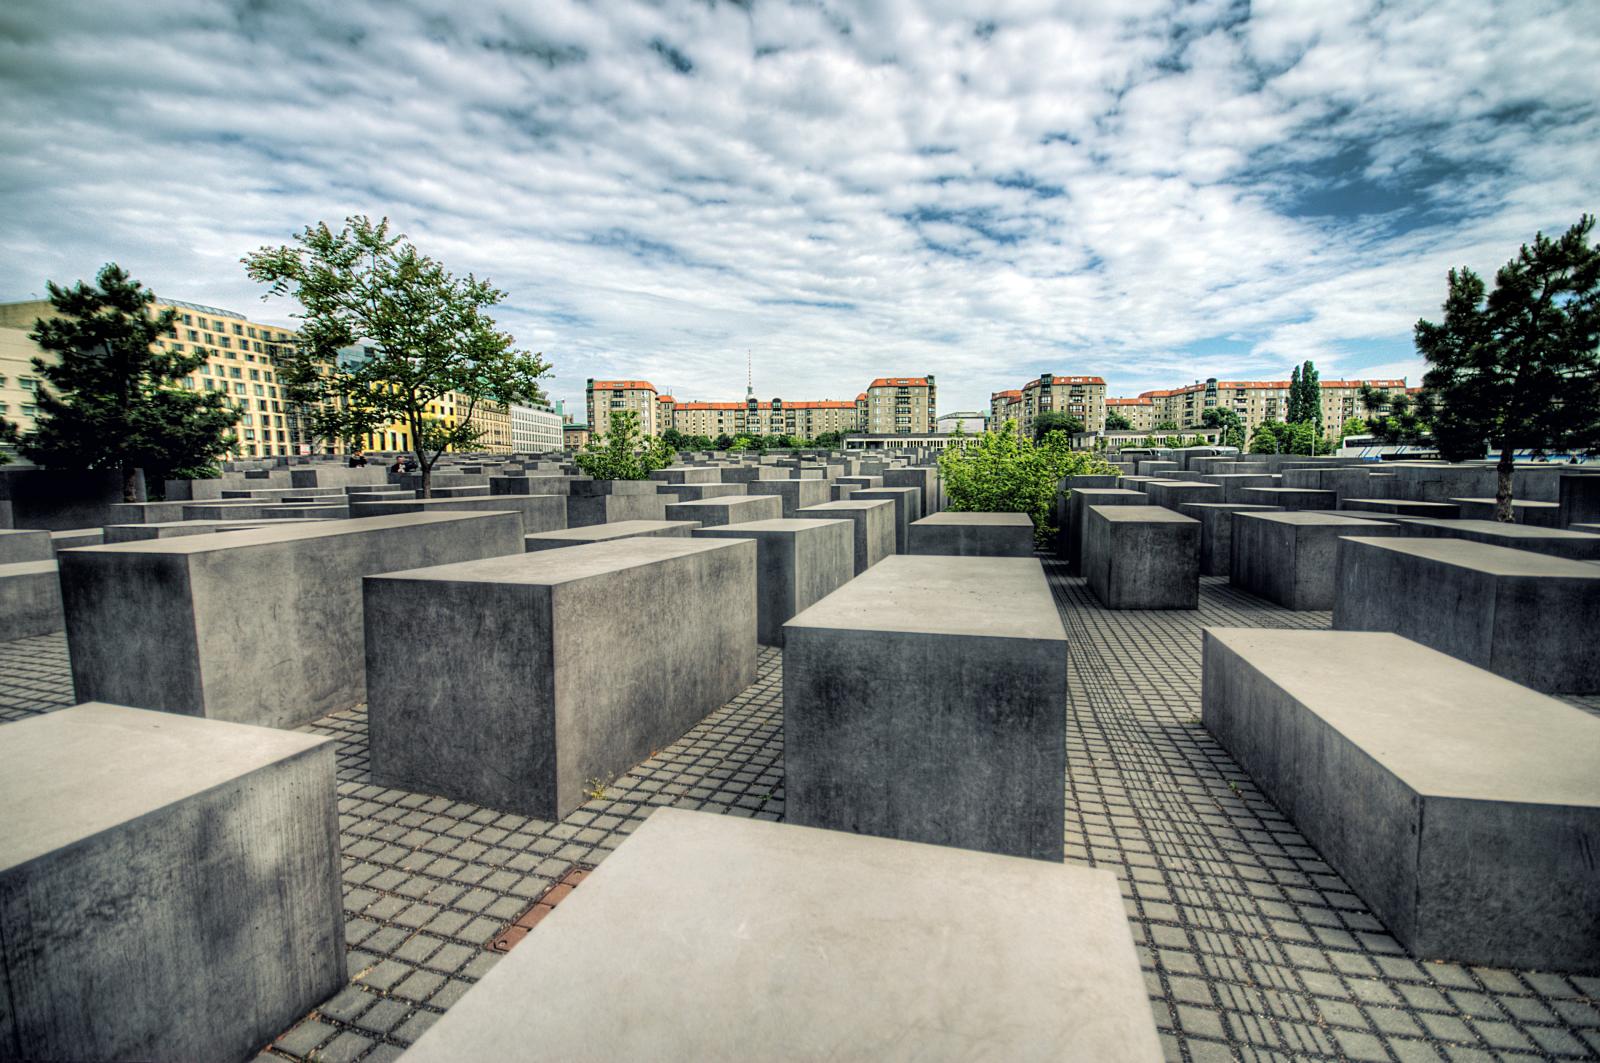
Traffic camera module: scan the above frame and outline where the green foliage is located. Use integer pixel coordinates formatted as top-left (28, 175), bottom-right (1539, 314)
top-left (1249, 420), bottom-right (1288, 454)
top-left (1103, 409), bottom-right (1134, 431)
top-left (811, 430), bottom-right (845, 449)
top-left (1250, 418), bottom-right (1329, 455)
top-left (18, 264), bottom-right (241, 500)
top-left (1032, 411), bottom-right (1085, 440)
top-left (243, 215), bottom-right (550, 496)
top-left (1413, 215), bottom-right (1600, 519)
top-left (1357, 384), bottom-right (1436, 447)
top-left (661, 426), bottom-right (685, 450)
top-left (1153, 419), bottom-right (1180, 431)
top-left (1200, 408), bottom-right (1246, 449)
top-left (1340, 417), bottom-right (1369, 439)
top-left (938, 422), bottom-right (1119, 546)
top-left (714, 433), bottom-right (735, 450)
top-left (574, 410), bottom-right (671, 480)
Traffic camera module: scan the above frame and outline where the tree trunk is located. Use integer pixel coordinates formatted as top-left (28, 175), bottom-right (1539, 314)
top-left (1495, 444), bottom-right (1516, 523)
top-left (121, 464), bottom-right (138, 504)
top-left (420, 460), bottom-right (431, 499)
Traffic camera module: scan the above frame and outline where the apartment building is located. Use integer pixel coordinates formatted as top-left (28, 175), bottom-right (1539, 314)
top-left (0, 296), bottom-right (338, 459)
top-left (587, 379), bottom-right (659, 438)
top-left (563, 422), bottom-right (591, 450)
top-left (863, 376), bottom-right (937, 434)
top-left (1105, 396), bottom-right (1155, 432)
top-left (466, 399), bottom-right (513, 452)
top-left (510, 402), bottom-right (565, 452)
top-left (1018, 374), bottom-right (1107, 434)
top-left (1105, 377), bottom-right (1407, 436)
top-left (670, 398), bottom-right (859, 439)
top-left (989, 389), bottom-right (1022, 427)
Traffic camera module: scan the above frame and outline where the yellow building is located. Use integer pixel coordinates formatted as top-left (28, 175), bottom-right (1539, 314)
top-left (0, 296), bottom-right (339, 459)
top-left (587, 379), bottom-right (659, 438)
top-left (465, 399), bottom-right (512, 452)
top-left (1105, 396), bottom-right (1155, 431)
top-left (563, 423), bottom-right (592, 450)
top-left (863, 376), bottom-right (937, 434)
top-left (1111, 377), bottom-right (1407, 437)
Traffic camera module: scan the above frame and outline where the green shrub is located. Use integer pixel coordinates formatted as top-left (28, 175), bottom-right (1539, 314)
top-left (937, 423), bottom-right (1119, 546)
top-left (573, 410), bottom-right (672, 480)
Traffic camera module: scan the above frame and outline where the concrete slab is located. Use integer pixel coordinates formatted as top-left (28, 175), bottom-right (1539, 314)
top-left (349, 494), bottom-right (565, 534)
top-left (795, 499), bottom-right (896, 574)
top-left (1175, 503), bottom-right (1281, 576)
top-left (693, 519), bottom-right (854, 646)
top-left (1231, 512), bottom-right (1399, 610)
top-left (665, 494), bottom-right (782, 527)
top-left (847, 487), bottom-right (923, 553)
top-left (1387, 517), bottom-right (1600, 560)
top-left (1061, 488), bottom-right (1148, 573)
top-left (1084, 506), bottom-right (1200, 609)
top-left (0, 560), bottom-right (64, 640)
top-left (908, 511), bottom-right (1035, 557)
top-left (746, 477), bottom-right (830, 518)
top-left (524, 520), bottom-right (698, 551)
top-left (0, 528), bottom-right (52, 565)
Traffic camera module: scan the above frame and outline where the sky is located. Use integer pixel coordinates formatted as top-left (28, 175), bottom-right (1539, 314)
top-left (1, 0), bottom-right (1596, 418)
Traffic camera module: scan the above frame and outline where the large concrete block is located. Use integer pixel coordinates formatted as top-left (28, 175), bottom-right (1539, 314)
top-left (1201, 473), bottom-right (1280, 503)
top-left (718, 465), bottom-right (765, 484)
top-left (845, 487), bottom-right (922, 553)
top-left (1339, 498), bottom-right (1460, 519)
top-left (400, 808), bottom-right (1162, 1062)
top-left (1176, 503), bottom-right (1282, 576)
top-left (0, 528), bottom-right (52, 564)
top-left (883, 466), bottom-right (941, 514)
top-left (1084, 506), bottom-right (1200, 609)
top-left (665, 494), bottom-right (782, 527)
top-left (785, 556), bottom-right (1067, 861)
top-left (1387, 463), bottom-right (1497, 504)
top-left (836, 475), bottom-right (883, 490)
top-left (1202, 629), bottom-right (1600, 972)
top-left (1230, 512), bottom-right (1399, 610)
top-left (1143, 480), bottom-right (1223, 511)
top-left (1449, 497), bottom-right (1561, 527)
top-left (525, 519), bottom-right (698, 551)
top-left (1333, 536), bottom-right (1600, 693)
top-left (349, 494), bottom-right (564, 534)
top-left (60, 512), bottom-right (523, 728)
top-left (366, 538), bottom-right (758, 819)
top-left (1559, 473), bottom-right (1600, 528)
top-left (0, 703), bottom-right (343, 1062)
top-left (649, 466), bottom-right (721, 484)
top-left (1136, 460), bottom-right (1179, 476)
top-left (0, 560), bottom-right (64, 640)
top-left (796, 499), bottom-right (895, 574)
top-left (656, 482), bottom-right (746, 502)
top-left (1061, 488), bottom-right (1148, 573)
top-left (1388, 517), bottom-right (1600, 560)
top-left (105, 500), bottom-right (192, 524)
top-left (747, 477), bottom-right (830, 518)
top-left (565, 481), bottom-right (670, 526)
top-left (1238, 487), bottom-right (1338, 511)
top-left (489, 475), bottom-right (576, 496)
top-left (908, 511), bottom-right (1034, 557)
top-left (693, 518), bottom-right (854, 645)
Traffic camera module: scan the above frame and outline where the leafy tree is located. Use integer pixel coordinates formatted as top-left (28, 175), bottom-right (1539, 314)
top-left (1032, 411), bottom-right (1085, 440)
top-left (812, 430), bottom-right (845, 449)
top-left (1410, 215), bottom-right (1600, 519)
top-left (1356, 385), bottom-right (1436, 447)
top-left (1153, 419), bottom-right (1180, 431)
top-left (763, 433), bottom-right (793, 449)
top-left (661, 426), bottom-right (686, 450)
top-left (1340, 417), bottom-right (1369, 439)
top-left (573, 409), bottom-right (673, 480)
top-left (938, 422), bottom-right (1120, 546)
top-left (1249, 420), bottom-right (1289, 454)
top-left (1285, 420), bottom-right (1330, 456)
top-left (13, 264), bottom-right (240, 501)
top-left (1287, 360), bottom-right (1323, 436)
top-left (1104, 409), bottom-right (1134, 431)
top-left (243, 216), bottom-right (549, 497)
top-left (1201, 408), bottom-right (1246, 449)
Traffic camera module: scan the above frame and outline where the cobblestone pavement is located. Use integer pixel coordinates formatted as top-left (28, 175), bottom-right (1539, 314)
top-left (2, 570), bottom-right (1596, 1062)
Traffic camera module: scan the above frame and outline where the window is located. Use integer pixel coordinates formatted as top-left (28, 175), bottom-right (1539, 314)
top-left (233, 324), bottom-right (244, 335)
top-left (204, 379), bottom-right (215, 391)
top-left (170, 343), bottom-right (184, 353)
top-left (245, 429), bottom-right (256, 440)
top-left (187, 330), bottom-right (198, 341)
top-left (219, 337), bottom-right (231, 349)
top-left (247, 327), bottom-right (257, 339)
top-left (20, 376), bottom-right (38, 391)
top-left (249, 369), bottom-right (260, 381)
top-left (235, 383), bottom-right (246, 395)
top-left (182, 314), bottom-right (192, 325)
top-left (21, 404), bottom-right (37, 417)
top-left (229, 367), bottom-right (241, 379)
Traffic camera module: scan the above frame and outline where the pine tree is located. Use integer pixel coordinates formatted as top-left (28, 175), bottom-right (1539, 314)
top-left (1299, 360), bottom-right (1322, 436)
top-left (20, 264), bottom-right (241, 501)
top-left (1287, 364), bottom-right (1303, 424)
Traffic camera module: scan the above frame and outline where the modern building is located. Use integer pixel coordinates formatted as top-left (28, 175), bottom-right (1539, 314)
top-left (510, 402), bottom-right (564, 452)
top-left (989, 389), bottom-right (1022, 428)
top-left (0, 296), bottom-right (340, 459)
top-left (862, 376), bottom-right (937, 435)
top-left (587, 379), bottom-right (659, 439)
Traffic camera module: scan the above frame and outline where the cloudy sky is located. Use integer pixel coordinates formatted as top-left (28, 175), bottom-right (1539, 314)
top-left (1, 0), bottom-right (1596, 417)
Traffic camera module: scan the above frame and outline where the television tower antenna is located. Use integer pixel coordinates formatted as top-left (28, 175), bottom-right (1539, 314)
top-left (747, 350), bottom-right (753, 400)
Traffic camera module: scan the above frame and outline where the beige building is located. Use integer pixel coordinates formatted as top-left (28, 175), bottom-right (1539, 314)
top-left (1017, 374), bottom-right (1106, 435)
top-left (670, 397), bottom-right (859, 439)
top-left (563, 422), bottom-right (591, 450)
top-left (863, 376), bottom-right (937, 435)
top-left (587, 378), bottom-right (659, 438)
top-left (1105, 396), bottom-right (1155, 432)
top-left (1111, 377), bottom-right (1407, 437)
top-left (0, 296), bottom-right (338, 459)
top-left (989, 389), bottom-right (1022, 428)
top-left (465, 399), bottom-right (512, 452)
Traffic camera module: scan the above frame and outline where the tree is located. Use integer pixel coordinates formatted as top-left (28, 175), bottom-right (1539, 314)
top-left (573, 409), bottom-right (672, 480)
top-left (1298, 360), bottom-right (1322, 436)
top-left (938, 422), bottom-right (1120, 546)
top-left (812, 430), bottom-right (845, 449)
top-left (1357, 384), bottom-right (1437, 448)
top-left (1104, 410), bottom-right (1134, 431)
top-left (1340, 417), bottom-right (1369, 439)
top-left (243, 216), bottom-right (550, 497)
top-left (14, 264), bottom-right (240, 501)
top-left (1411, 215), bottom-right (1600, 520)
top-left (661, 426), bottom-right (686, 451)
top-left (1249, 420), bottom-right (1289, 454)
top-left (1153, 419), bottom-right (1180, 431)
top-left (1032, 411), bottom-right (1085, 441)
top-left (1201, 408), bottom-right (1246, 449)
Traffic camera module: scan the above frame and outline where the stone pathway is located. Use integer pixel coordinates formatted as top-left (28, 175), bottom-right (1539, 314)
top-left (1, 569), bottom-right (1595, 1062)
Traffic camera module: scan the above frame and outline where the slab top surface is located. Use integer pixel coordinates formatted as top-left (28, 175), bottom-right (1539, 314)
top-left (527, 520), bottom-right (684, 541)
top-left (1342, 535), bottom-right (1600, 577)
top-left (64, 510), bottom-right (516, 555)
top-left (1206, 629), bottom-right (1600, 806)
top-left (786, 555), bottom-right (1066, 641)
top-left (1235, 511), bottom-right (1391, 528)
top-left (0, 702), bottom-right (332, 873)
top-left (0, 559), bottom-right (58, 576)
top-left (402, 808), bottom-right (1161, 1063)
top-left (373, 535), bottom-right (748, 585)
top-left (667, 496), bottom-right (775, 509)
top-left (1070, 488), bottom-right (1147, 499)
top-left (796, 499), bottom-right (893, 512)
top-left (1396, 518), bottom-right (1600, 541)
top-left (912, 511), bottom-right (1033, 527)
top-left (695, 518), bottom-right (853, 535)
top-left (1090, 506), bottom-right (1198, 524)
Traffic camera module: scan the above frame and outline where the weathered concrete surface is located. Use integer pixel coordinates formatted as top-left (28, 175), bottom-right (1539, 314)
top-left (565, 483), bottom-right (670, 527)
top-left (1201, 473), bottom-right (1280, 504)
top-left (847, 487), bottom-right (923, 554)
top-left (366, 538), bottom-right (757, 820)
top-left (1202, 629), bottom-right (1600, 972)
top-left (103, 518), bottom-right (328, 543)
top-left (1061, 488), bottom-right (1148, 574)
top-left (105, 500), bottom-right (193, 524)
top-left (1176, 503), bottom-right (1281, 576)
top-left (747, 477), bottom-right (830, 518)
top-left (60, 512), bottom-right (523, 728)
top-left (649, 466), bottom-right (721, 484)
top-left (796, 499), bottom-right (895, 574)
top-left (1143, 481), bottom-right (1223, 511)
top-left (524, 519), bottom-right (698, 551)
top-left (0, 528), bottom-right (52, 564)
top-left (1339, 498), bottom-right (1461, 519)
top-left (0, 560), bottom-right (64, 639)
top-left (1238, 487), bottom-right (1338, 511)
top-left (883, 466), bottom-right (942, 514)
top-left (400, 808), bottom-right (1162, 1062)
top-left (785, 556), bottom-right (1067, 861)
top-left (1333, 536), bottom-right (1600, 694)
top-left (694, 518), bottom-right (854, 645)
top-left (1449, 497), bottom-right (1561, 528)
top-left (1388, 517), bottom-right (1600, 561)
top-left (665, 494), bottom-right (782, 527)
top-left (655, 482), bottom-right (747, 502)
top-left (1231, 512), bottom-right (1399, 610)
top-left (908, 511), bottom-right (1035, 557)
top-left (0, 703), bottom-right (343, 1063)
top-left (1084, 506), bottom-right (1200, 609)
top-left (349, 495), bottom-right (565, 534)
top-left (1559, 473), bottom-right (1600, 528)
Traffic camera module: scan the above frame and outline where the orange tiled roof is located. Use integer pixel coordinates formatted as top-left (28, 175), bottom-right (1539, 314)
top-left (1321, 379), bottom-right (1406, 388)
top-left (674, 401), bottom-right (746, 411)
top-left (870, 377), bottom-right (930, 388)
top-left (785, 400), bottom-right (856, 409)
top-left (1106, 397), bottom-right (1153, 406)
top-left (991, 389), bottom-right (1023, 400)
top-left (657, 395), bottom-right (676, 403)
top-left (590, 380), bottom-right (656, 392)
top-left (1022, 375), bottom-right (1106, 389)
top-left (855, 393), bottom-right (868, 402)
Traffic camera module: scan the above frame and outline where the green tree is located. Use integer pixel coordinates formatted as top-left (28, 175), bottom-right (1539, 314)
top-left (243, 216), bottom-right (550, 497)
top-left (15, 264), bottom-right (240, 501)
top-left (1200, 408), bottom-right (1246, 449)
top-left (1340, 417), bottom-right (1369, 439)
top-left (1356, 384), bottom-right (1436, 447)
top-left (1411, 215), bottom-right (1600, 520)
top-left (1032, 411), bottom-right (1085, 440)
top-left (661, 426), bottom-right (686, 450)
top-left (812, 430), bottom-right (845, 449)
top-left (1249, 420), bottom-right (1289, 454)
top-left (574, 409), bottom-right (672, 480)
top-left (938, 422), bottom-right (1119, 546)
top-left (1153, 419), bottom-right (1180, 431)
top-left (1104, 409), bottom-right (1133, 431)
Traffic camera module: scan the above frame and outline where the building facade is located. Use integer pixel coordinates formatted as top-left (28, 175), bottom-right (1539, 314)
top-left (510, 402), bottom-right (564, 452)
top-left (587, 379), bottom-right (659, 439)
top-left (989, 389), bottom-right (1022, 428)
top-left (563, 422), bottom-right (591, 450)
top-left (465, 399), bottom-right (513, 452)
top-left (1018, 374), bottom-right (1107, 435)
top-left (1107, 377), bottom-right (1407, 437)
top-left (1104, 396), bottom-right (1155, 432)
top-left (863, 376), bottom-right (937, 434)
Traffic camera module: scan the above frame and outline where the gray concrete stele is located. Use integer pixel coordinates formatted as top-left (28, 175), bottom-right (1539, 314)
top-left (0, 560), bottom-right (65, 640)
top-left (0, 703), bottom-right (344, 1062)
top-left (1202, 629), bottom-right (1600, 972)
top-left (365, 538), bottom-right (758, 821)
top-left (1083, 505), bottom-right (1200, 609)
top-left (1230, 511), bottom-right (1399, 610)
top-left (692, 518), bottom-right (855, 646)
top-left (399, 809), bottom-right (1162, 1062)
top-left (907, 511), bottom-right (1035, 557)
top-left (794, 499), bottom-right (896, 574)
top-left (524, 519), bottom-right (698, 552)
top-left (784, 555), bottom-right (1067, 861)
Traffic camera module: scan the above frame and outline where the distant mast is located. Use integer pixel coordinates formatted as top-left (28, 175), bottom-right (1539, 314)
top-left (746, 349), bottom-right (753, 401)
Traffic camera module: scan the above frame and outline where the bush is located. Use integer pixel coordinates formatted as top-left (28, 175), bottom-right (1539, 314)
top-left (938, 422), bottom-right (1120, 546)
top-left (574, 410), bottom-right (672, 480)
